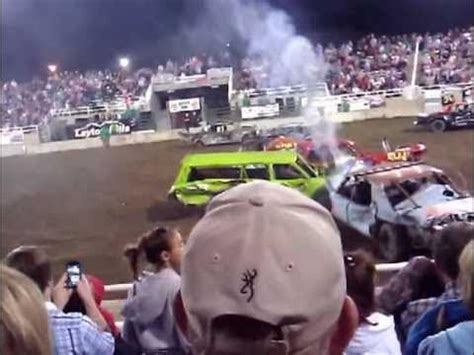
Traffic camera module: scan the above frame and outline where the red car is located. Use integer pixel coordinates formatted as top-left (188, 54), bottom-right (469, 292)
top-left (265, 136), bottom-right (426, 168)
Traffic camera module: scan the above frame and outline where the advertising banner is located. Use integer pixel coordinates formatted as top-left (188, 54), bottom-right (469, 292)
top-left (423, 88), bottom-right (442, 113)
top-left (241, 103), bottom-right (280, 119)
top-left (348, 98), bottom-right (370, 111)
top-left (368, 96), bottom-right (386, 108)
top-left (169, 98), bottom-right (201, 113)
top-left (0, 128), bottom-right (25, 145)
top-left (74, 121), bottom-right (131, 139)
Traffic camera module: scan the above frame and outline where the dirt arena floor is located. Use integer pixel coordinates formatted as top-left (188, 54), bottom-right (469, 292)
top-left (1, 117), bottom-right (473, 284)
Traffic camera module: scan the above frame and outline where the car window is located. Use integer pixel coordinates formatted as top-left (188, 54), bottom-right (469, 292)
top-left (296, 157), bottom-right (316, 177)
top-left (337, 180), bottom-right (355, 199)
top-left (245, 164), bottom-right (269, 180)
top-left (384, 173), bottom-right (462, 208)
top-left (384, 183), bottom-right (408, 206)
top-left (274, 164), bottom-right (304, 180)
top-left (337, 180), bottom-right (371, 205)
top-left (188, 166), bottom-right (241, 181)
top-left (352, 182), bottom-right (372, 205)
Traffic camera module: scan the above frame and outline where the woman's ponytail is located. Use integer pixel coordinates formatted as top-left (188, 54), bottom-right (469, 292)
top-left (123, 241), bottom-right (142, 280)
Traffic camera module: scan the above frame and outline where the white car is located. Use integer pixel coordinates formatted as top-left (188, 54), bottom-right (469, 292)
top-left (329, 162), bottom-right (474, 261)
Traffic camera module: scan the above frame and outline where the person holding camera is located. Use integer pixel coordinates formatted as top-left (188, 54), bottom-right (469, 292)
top-left (4, 245), bottom-right (114, 355)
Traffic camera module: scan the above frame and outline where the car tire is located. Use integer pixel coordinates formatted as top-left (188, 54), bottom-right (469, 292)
top-left (430, 119), bottom-right (447, 132)
top-left (312, 186), bottom-right (332, 212)
top-left (376, 223), bottom-right (409, 262)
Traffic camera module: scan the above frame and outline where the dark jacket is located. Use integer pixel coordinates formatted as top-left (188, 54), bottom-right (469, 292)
top-left (404, 299), bottom-right (472, 355)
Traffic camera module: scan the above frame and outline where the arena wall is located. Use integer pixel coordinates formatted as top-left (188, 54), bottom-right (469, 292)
top-left (18, 130), bottom-right (182, 156)
top-left (329, 96), bottom-right (423, 123)
top-left (1, 96), bottom-right (423, 158)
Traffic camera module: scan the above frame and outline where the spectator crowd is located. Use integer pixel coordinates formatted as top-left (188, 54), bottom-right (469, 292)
top-left (0, 69), bottom-right (153, 129)
top-left (1, 180), bottom-right (473, 355)
top-left (238, 28), bottom-right (473, 94)
top-left (419, 29), bottom-right (474, 86)
top-left (1, 28), bottom-right (472, 128)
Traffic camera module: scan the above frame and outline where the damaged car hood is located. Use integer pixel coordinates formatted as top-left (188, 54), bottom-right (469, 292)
top-left (399, 195), bottom-right (474, 226)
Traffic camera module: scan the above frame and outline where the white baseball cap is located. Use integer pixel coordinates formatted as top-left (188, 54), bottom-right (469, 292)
top-left (181, 181), bottom-right (346, 352)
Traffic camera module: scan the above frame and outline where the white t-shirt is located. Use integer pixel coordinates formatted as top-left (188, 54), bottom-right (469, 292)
top-left (345, 312), bottom-right (401, 355)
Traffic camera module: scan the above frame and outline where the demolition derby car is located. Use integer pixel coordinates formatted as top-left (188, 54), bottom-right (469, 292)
top-left (415, 104), bottom-right (474, 132)
top-left (178, 122), bottom-right (256, 146)
top-left (168, 150), bottom-right (326, 206)
top-left (241, 124), bottom-right (426, 169)
top-left (327, 162), bottom-right (474, 262)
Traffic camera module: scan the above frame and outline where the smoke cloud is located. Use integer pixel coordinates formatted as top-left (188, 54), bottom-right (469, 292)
top-left (199, 0), bottom-right (339, 153)
top-left (203, 0), bottom-right (327, 88)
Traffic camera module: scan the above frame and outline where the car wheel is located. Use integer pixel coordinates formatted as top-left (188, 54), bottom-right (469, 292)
top-left (430, 119), bottom-right (447, 132)
top-left (195, 140), bottom-right (205, 147)
top-left (312, 186), bottom-right (332, 211)
top-left (376, 223), bottom-right (409, 262)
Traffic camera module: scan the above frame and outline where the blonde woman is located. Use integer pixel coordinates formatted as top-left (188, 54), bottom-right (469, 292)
top-left (418, 240), bottom-right (474, 355)
top-left (0, 264), bottom-right (52, 355)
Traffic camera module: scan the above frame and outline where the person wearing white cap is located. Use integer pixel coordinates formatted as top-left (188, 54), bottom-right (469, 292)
top-left (180, 181), bottom-right (358, 354)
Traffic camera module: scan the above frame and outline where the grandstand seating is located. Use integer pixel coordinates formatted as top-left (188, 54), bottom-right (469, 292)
top-left (2, 28), bottom-right (471, 129)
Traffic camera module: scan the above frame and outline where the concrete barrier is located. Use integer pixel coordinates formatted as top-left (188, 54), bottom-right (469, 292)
top-left (240, 96), bottom-right (423, 127)
top-left (0, 144), bottom-right (26, 157)
top-left (328, 97), bottom-right (423, 123)
top-left (14, 130), bottom-right (182, 156)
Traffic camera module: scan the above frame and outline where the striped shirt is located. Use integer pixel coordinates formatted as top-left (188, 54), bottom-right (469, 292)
top-left (400, 282), bottom-right (461, 336)
top-left (45, 301), bottom-right (114, 355)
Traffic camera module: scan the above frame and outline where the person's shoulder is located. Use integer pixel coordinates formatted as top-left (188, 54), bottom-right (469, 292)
top-left (418, 321), bottom-right (474, 355)
top-left (78, 314), bottom-right (102, 330)
top-left (363, 312), bottom-right (397, 332)
top-left (405, 296), bottom-right (437, 314)
top-left (48, 309), bottom-right (88, 329)
top-left (136, 269), bottom-right (180, 292)
top-left (418, 298), bottom-right (461, 319)
top-left (445, 320), bottom-right (474, 336)
top-left (150, 268), bottom-right (180, 283)
top-left (368, 311), bottom-right (395, 324)
top-left (157, 268), bottom-right (181, 292)
top-left (163, 268), bottom-right (181, 282)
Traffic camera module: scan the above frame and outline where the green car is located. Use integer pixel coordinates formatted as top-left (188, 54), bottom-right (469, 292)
top-left (168, 150), bottom-right (327, 206)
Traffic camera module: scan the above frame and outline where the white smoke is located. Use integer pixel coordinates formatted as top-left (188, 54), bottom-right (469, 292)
top-left (201, 0), bottom-right (339, 147)
top-left (205, 0), bottom-right (327, 88)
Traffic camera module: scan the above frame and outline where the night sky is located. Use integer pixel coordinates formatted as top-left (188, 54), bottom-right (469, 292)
top-left (1, 0), bottom-right (473, 81)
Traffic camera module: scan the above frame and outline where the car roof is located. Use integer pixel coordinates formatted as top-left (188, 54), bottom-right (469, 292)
top-left (181, 150), bottom-right (298, 167)
top-left (352, 162), bottom-right (443, 184)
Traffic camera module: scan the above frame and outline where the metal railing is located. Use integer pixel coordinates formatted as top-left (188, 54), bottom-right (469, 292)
top-left (50, 96), bottom-right (148, 118)
top-left (104, 260), bottom-right (408, 294)
top-left (0, 125), bottom-right (39, 134)
top-left (242, 81), bottom-right (473, 102)
top-left (47, 81), bottom-right (473, 119)
top-left (106, 260), bottom-right (408, 331)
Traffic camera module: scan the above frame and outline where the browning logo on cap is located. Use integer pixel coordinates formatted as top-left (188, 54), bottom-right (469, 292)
top-left (240, 269), bottom-right (257, 302)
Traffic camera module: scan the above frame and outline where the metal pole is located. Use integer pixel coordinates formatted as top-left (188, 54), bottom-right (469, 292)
top-left (411, 38), bottom-right (421, 87)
